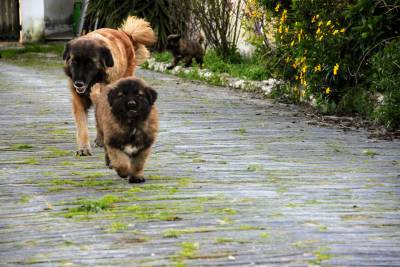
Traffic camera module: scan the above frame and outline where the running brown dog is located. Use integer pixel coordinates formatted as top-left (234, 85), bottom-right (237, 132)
top-left (91, 78), bottom-right (158, 183)
top-left (63, 16), bottom-right (156, 156)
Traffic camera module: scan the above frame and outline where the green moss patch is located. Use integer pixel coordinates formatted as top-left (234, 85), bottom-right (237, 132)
top-left (45, 147), bottom-right (72, 158)
top-left (59, 194), bottom-right (124, 218)
top-left (11, 144), bottom-right (34, 150)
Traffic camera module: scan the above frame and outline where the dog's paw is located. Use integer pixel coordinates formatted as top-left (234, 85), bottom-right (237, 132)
top-left (94, 136), bottom-right (104, 148)
top-left (128, 175), bottom-right (145, 183)
top-left (76, 148), bottom-right (92, 156)
top-left (106, 161), bottom-right (113, 169)
top-left (105, 160), bottom-right (112, 169)
top-left (116, 170), bottom-right (128, 179)
top-left (105, 157), bottom-right (112, 169)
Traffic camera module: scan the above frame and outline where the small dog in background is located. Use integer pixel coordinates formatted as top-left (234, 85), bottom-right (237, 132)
top-left (166, 33), bottom-right (204, 69)
top-left (91, 78), bottom-right (158, 183)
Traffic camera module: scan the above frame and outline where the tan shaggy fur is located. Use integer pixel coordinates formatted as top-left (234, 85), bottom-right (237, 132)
top-left (63, 16), bottom-right (156, 156)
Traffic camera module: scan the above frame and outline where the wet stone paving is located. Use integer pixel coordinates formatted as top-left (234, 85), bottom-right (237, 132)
top-left (0, 56), bottom-right (400, 266)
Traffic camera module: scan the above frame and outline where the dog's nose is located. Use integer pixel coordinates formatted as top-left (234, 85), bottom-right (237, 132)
top-left (127, 100), bottom-right (136, 107)
top-left (74, 80), bottom-right (85, 88)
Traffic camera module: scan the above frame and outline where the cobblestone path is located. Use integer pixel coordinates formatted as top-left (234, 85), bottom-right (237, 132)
top-left (0, 57), bottom-right (399, 266)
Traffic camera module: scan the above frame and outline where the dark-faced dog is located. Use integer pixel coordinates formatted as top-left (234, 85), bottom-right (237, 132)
top-left (63, 16), bottom-right (156, 156)
top-left (91, 78), bottom-right (158, 183)
top-left (166, 34), bottom-right (204, 69)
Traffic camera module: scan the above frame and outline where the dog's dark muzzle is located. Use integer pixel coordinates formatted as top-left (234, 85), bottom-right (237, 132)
top-left (126, 100), bottom-right (138, 117)
top-left (127, 100), bottom-right (137, 109)
top-left (73, 80), bottom-right (88, 94)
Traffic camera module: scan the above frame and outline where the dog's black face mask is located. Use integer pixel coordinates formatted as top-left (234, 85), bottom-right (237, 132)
top-left (63, 39), bottom-right (114, 95)
top-left (108, 79), bottom-right (157, 124)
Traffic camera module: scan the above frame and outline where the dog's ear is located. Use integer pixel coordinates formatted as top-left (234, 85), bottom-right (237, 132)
top-left (145, 87), bottom-right (157, 105)
top-left (107, 89), bottom-right (117, 107)
top-left (168, 34), bottom-right (181, 41)
top-left (63, 42), bottom-right (71, 60)
top-left (101, 47), bottom-right (114, 67)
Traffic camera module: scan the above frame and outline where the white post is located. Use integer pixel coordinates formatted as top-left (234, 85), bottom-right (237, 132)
top-left (19, 0), bottom-right (45, 43)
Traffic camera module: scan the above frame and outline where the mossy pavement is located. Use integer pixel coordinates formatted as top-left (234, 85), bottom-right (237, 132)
top-left (0, 54), bottom-right (399, 266)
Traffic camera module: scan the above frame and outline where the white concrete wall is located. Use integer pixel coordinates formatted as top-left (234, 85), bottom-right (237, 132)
top-left (19, 0), bottom-right (45, 43)
top-left (237, 1), bottom-right (257, 58)
top-left (44, 0), bottom-right (73, 35)
top-left (231, 0), bottom-right (256, 58)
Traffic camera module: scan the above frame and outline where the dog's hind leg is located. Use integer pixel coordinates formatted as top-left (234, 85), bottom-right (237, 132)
top-left (94, 116), bottom-right (104, 148)
top-left (104, 148), bottom-right (112, 169)
top-left (94, 136), bottom-right (104, 147)
top-left (92, 85), bottom-right (104, 148)
top-left (184, 56), bottom-right (193, 67)
top-left (195, 55), bottom-right (203, 68)
top-left (72, 94), bottom-right (92, 156)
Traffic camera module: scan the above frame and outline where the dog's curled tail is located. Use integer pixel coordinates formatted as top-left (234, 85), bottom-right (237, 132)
top-left (120, 16), bottom-right (156, 65)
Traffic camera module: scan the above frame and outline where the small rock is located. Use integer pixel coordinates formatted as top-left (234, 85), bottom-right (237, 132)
top-left (203, 72), bottom-right (213, 79)
top-left (233, 80), bottom-right (245, 89)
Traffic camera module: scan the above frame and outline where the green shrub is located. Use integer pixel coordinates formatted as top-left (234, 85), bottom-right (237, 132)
top-left (256, 0), bottom-right (400, 128)
top-left (370, 39), bottom-right (400, 129)
top-left (204, 49), bottom-right (272, 80)
top-left (204, 50), bottom-right (231, 73)
top-left (86, 0), bottom-right (191, 50)
top-left (153, 51), bottom-right (172, 63)
top-left (336, 87), bottom-right (374, 117)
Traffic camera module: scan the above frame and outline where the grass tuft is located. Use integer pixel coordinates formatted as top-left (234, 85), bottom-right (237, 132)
top-left (0, 44), bottom-right (64, 59)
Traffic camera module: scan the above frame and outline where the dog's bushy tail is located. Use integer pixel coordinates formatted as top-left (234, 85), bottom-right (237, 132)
top-left (119, 16), bottom-right (156, 65)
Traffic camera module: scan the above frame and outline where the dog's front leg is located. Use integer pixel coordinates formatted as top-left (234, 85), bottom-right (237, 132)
top-left (106, 146), bottom-right (132, 178)
top-left (90, 84), bottom-right (104, 148)
top-left (128, 148), bottom-right (151, 183)
top-left (72, 95), bottom-right (92, 156)
top-left (167, 55), bottom-right (181, 70)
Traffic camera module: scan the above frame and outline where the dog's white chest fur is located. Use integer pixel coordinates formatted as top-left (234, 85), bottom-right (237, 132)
top-left (124, 144), bottom-right (139, 155)
top-left (123, 128), bottom-right (141, 155)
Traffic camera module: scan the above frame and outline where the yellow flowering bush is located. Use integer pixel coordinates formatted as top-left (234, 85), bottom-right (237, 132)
top-left (263, 0), bottom-right (350, 108)
top-left (257, 0), bottom-right (400, 121)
